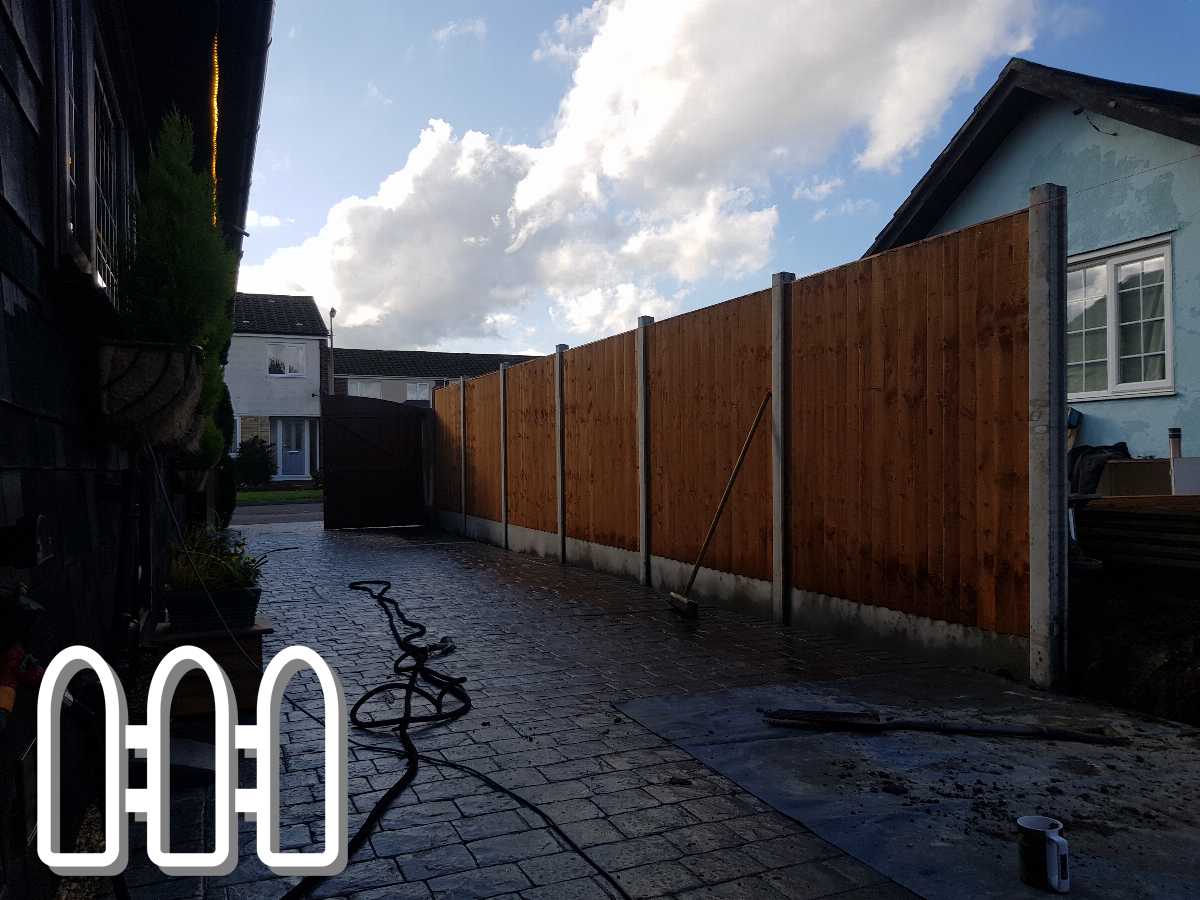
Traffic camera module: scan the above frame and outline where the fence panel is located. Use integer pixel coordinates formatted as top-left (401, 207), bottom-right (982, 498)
top-left (649, 290), bottom-right (772, 580)
top-left (563, 332), bottom-right (638, 550)
top-left (433, 381), bottom-right (461, 512)
top-left (506, 356), bottom-right (556, 534)
top-left (788, 211), bottom-right (1030, 635)
top-left (465, 373), bottom-right (502, 522)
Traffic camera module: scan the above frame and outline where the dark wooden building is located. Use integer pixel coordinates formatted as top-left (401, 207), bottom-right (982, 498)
top-left (0, 2), bottom-right (272, 895)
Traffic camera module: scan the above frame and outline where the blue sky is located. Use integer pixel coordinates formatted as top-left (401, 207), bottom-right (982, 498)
top-left (239, 1), bottom-right (1200, 355)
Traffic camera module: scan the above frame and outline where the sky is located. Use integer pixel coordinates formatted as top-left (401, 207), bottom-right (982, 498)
top-left (237, 0), bottom-right (1200, 356)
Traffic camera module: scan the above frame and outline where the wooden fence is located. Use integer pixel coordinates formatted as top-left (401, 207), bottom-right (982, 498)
top-left (506, 356), bottom-right (557, 534)
top-left (650, 290), bottom-right (772, 580)
top-left (432, 196), bottom-right (1065, 681)
top-left (788, 212), bottom-right (1030, 637)
top-left (564, 332), bottom-right (639, 550)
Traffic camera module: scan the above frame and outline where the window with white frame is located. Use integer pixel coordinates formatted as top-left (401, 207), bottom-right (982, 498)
top-left (348, 380), bottom-right (383, 399)
top-left (1067, 239), bottom-right (1172, 400)
top-left (405, 382), bottom-right (430, 402)
top-left (267, 343), bottom-right (305, 376)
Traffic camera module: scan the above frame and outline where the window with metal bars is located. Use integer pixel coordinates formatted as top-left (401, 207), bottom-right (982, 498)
top-left (94, 77), bottom-right (119, 300)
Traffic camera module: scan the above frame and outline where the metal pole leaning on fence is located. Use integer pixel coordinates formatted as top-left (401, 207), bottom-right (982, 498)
top-left (554, 344), bottom-right (568, 563)
top-left (459, 375), bottom-right (467, 535)
top-left (499, 363), bottom-right (509, 550)
top-left (1027, 183), bottom-right (1068, 688)
top-left (771, 271), bottom-right (796, 624)
top-left (636, 316), bottom-right (654, 586)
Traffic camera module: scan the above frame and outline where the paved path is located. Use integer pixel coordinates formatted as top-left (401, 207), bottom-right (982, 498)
top-left (231, 502), bottom-right (323, 526)
top-left (128, 522), bottom-right (925, 899)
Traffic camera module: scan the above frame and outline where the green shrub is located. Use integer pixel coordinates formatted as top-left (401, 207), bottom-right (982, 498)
top-left (121, 111), bottom-right (235, 425)
top-left (235, 436), bottom-right (275, 487)
top-left (122, 112), bottom-right (235, 349)
top-left (216, 383), bottom-right (235, 453)
top-left (166, 528), bottom-right (264, 591)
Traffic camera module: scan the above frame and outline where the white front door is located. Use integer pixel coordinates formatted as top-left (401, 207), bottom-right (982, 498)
top-left (277, 418), bottom-right (310, 478)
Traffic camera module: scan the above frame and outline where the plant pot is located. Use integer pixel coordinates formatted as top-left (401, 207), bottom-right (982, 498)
top-left (162, 586), bottom-right (261, 631)
top-left (97, 340), bottom-right (203, 446)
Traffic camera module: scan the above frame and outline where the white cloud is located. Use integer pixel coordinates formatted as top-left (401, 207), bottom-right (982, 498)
top-left (533, 2), bottom-right (604, 63)
top-left (365, 81), bottom-right (393, 106)
top-left (793, 176), bottom-right (844, 202)
top-left (433, 18), bottom-right (487, 44)
top-left (246, 210), bottom-right (289, 230)
top-left (811, 197), bottom-right (878, 224)
top-left (242, 0), bottom-right (1037, 350)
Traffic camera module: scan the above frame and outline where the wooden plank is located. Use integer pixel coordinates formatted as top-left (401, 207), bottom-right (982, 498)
top-left (974, 220), bottom-right (999, 632)
top-left (855, 260), bottom-right (874, 607)
top-left (433, 382), bottom-right (462, 512)
top-left (506, 356), bottom-right (557, 533)
top-left (465, 374), bottom-right (502, 522)
top-left (921, 238), bottom-right (943, 621)
top-left (867, 255), bottom-right (890, 610)
top-left (564, 332), bottom-right (638, 550)
top-left (939, 233), bottom-right (962, 625)
top-left (956, 226), bottom-right (980, 628)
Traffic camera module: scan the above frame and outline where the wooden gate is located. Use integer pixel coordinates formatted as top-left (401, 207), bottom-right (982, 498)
top-left (321, 395), bottom-right (430, 529)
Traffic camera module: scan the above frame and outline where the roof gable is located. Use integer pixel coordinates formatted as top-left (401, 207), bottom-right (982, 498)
top-left (866, 58), bottom-right (1200, 256)
top-left (333, 348), bottom-right (539, 379)
top-left (233, 293), bottom-right (329, 337)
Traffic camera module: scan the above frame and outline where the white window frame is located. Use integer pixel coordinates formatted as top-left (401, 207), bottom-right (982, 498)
top-left (405, 382), bottom-right (430, 402)
top-left (348, 380), bottom-right (383, 399)
top-left (1067, 235), bottom-right (1173, 402)
top-left (267, 343), bottom-right (306, 377)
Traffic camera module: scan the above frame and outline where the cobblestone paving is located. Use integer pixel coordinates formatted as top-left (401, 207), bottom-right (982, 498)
top-left (129, 523), bottom-right (927, 899)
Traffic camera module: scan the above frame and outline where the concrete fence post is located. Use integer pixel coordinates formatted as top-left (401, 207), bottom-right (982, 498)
top-left (459, 375), bottom-right (467, 534)
top-left (636, 315), bottom-right (655, 586)
top-left (771, 271), bottom-right (796, 624)
top-left (554, 344), bottom-right (569, 563)
top-left (499, 363), bottom-right (509, 550)
top-left (1027, 183), bottom-right (1068, 688)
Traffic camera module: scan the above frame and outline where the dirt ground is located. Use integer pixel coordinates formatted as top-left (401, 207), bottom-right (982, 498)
top-left (1069, 558), bottom-right (1200, 725)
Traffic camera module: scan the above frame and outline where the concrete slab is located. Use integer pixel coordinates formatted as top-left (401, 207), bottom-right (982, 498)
top-left (619, 670), bottom-right (1200, 899)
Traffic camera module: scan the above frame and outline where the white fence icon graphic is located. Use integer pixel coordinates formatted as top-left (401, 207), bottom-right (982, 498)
top-left (37, 644), bottom-right (347, 877)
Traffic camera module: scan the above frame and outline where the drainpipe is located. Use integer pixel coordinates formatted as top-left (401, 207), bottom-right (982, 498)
top-left (328, 307), bottom-right (336, 395)
top-left (1168, 427), bottom-right (1182, 459)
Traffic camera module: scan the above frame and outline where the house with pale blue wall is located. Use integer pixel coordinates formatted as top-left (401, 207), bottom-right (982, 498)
top-left (869, 58), bottom-right (1200, 459)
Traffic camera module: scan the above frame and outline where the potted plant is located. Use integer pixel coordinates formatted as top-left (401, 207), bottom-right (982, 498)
top-left (162, 528), bottom-right (265, 631)
top-left (98, 110), bottom-right (236, 451)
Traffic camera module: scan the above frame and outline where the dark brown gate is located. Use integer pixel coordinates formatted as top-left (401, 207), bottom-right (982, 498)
top-left (321, 395), bottom-right (430, 529)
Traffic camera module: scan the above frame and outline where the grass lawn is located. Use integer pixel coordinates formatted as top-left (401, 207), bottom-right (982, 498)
top-left (237, 489), bottom-right (323, 505)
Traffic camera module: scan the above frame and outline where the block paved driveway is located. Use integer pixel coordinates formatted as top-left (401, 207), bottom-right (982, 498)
top-left (138, 522), bottom-right (927, 899)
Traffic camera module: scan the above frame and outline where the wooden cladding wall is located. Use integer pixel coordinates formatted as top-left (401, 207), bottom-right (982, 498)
top-left (788, 211), bottom-right (1030, 636)
top-left (505, 357), bottom-right (557, 533)
top-left (649, 290), bottom-right (773, 580)
top-left (564, 333), bottom-right (638, 550)
top-left (465, 374), bottom-right (502, 522)
top-left (433, 381), bottom-right (462, 512)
